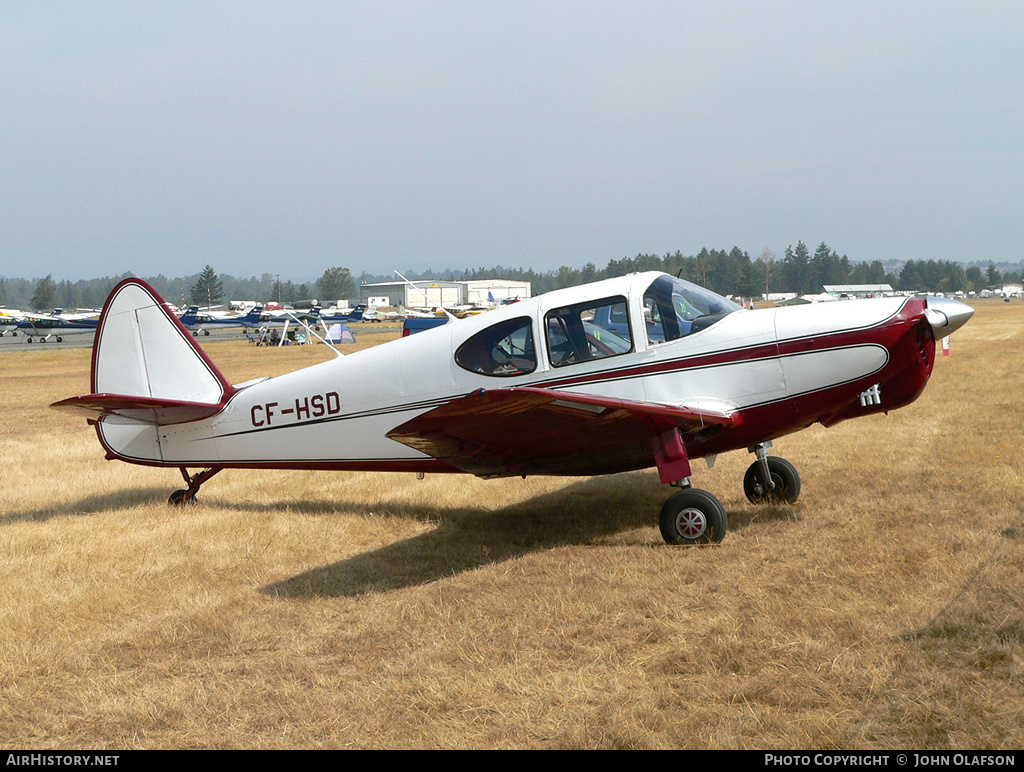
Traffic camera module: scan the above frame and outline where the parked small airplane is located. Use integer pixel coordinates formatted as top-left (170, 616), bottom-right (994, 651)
top-left (404, 306), bottom-right (446, 319)
top-left (178, 305), bottom-right (264, 336)
top-left (17, 309), bottom-right (99, 342)
top-left (0, 308), bottom-right (26, 336)
top-left (52, 272), bottom-right (972, 545)
top-left (254, 307), bottom-right (319, 328)
top-left (315, 304), bottom-right (371, 324)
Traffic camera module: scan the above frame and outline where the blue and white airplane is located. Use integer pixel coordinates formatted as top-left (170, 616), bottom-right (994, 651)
top-left (16, 309), bottom-right (99, 342)
top-left (314, 304), bottom-right (370, 324)
top-left (178, 305), bottom-right (264, 336)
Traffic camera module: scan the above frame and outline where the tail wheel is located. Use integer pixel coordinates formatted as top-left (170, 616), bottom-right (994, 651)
top-left (168, 489), bottom-right (197, 506)
top-left (659, 488), bottom-right (727, 545)
top-left (743, 456), bottom-right (801, 504)
top-left (168, 467), bottom-right (222, 507)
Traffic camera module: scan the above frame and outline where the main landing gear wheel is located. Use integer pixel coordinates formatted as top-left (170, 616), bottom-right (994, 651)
top-left (743, 456), bottom-right (801, 505)
top-left (659, 488), bottom-right (728, 545)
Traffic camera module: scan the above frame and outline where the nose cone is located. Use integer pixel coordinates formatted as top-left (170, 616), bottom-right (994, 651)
top-left (925, 296), bottom-right (975, 336)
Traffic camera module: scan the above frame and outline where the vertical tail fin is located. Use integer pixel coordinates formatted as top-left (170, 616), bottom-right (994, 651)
top-left (51, 279), bottom-right (234, 460)
top-left (91, 279), bottom-right (234, 404)
top-left (178, 306), bottom-right (199, 328)
top-left (241, 305), bottom-right (264, 325)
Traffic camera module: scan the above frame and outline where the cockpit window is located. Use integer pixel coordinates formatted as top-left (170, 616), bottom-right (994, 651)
top-left (545, 297), bottom-right (633, 367)
top-left (642, 275), bottom-right (741, 344)
top-left (455, 317), bottom-right (536, 377)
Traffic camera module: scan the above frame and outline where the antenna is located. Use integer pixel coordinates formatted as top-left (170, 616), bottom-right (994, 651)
top-left (513, 221), bottom-right (528, 265)
top-left (394, 270), bottom-right (458, 322)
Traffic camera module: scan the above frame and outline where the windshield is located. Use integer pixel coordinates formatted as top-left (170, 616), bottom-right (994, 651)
top-left (642, 275), bottom-right (741, 343)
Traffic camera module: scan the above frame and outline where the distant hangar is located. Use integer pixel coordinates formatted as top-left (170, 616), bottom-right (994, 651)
top-left (460, 279), bottom-right (532, 305)
top-left (360, 279), bottom-right (532, 308)
top-left (822, 284), bottom-right (894, 298)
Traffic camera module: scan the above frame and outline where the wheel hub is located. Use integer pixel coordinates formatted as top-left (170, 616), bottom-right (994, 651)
top-left (753, 473), bottom-right (783, 499)
top-left (674, 507), bottom-right (707, 539)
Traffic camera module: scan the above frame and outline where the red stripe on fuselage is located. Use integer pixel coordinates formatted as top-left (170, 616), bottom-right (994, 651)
top-left (534, 298), bottom-right (920, 392)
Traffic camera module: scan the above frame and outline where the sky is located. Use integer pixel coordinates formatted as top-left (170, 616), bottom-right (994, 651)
top-left (2, 1), bottom-right (1022, 281)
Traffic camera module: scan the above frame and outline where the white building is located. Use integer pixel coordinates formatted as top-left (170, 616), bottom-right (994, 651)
top-left (360, 280), bottom-right (464, 308)
top-left (823, 284), bottom-right (894, 298)
top-left (459, 279), bottom-right (532, 306)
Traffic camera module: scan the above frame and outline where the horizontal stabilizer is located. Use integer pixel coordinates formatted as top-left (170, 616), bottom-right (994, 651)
top-left (51, 393), bottom-right (226, 425)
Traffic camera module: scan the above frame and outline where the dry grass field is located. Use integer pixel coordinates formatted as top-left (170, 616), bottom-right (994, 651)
top-left (1, 303), bottom-right (1021, 749)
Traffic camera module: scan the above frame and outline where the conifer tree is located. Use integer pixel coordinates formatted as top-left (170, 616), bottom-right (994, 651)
top-left (191, 265), bottom-right (223, 306)
top-left (32, 274), bottom-right (57, 310)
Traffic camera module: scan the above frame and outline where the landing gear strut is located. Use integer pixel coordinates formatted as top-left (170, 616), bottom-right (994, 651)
top-left (743, 442), bottom-right (801, 504)
top-left (168, 466), bottom-right (223, 506)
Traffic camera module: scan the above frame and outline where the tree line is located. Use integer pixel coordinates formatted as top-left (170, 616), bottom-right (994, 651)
top-left (394, 242), bottom-right (1023, 299)
top-left (0, 266), bottom-right (357, 312)
top-left (3, 245), bottom-right (1020, 310)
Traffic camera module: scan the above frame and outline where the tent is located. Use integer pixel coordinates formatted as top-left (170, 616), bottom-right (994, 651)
top-left (326, 323), bottom-right (355, 344)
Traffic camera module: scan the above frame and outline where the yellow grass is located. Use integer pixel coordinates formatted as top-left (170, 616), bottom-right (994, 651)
top-left (1, 303), bottom-right (1021, 749)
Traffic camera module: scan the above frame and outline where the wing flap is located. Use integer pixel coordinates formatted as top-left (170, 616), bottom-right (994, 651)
top-left (386, 386), bottom-right (738, 478)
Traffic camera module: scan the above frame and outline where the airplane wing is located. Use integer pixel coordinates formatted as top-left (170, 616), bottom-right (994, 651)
top-left (386, 386), bottom-right (739, 479)
top-left (50, 394), bottom-right (226, 425)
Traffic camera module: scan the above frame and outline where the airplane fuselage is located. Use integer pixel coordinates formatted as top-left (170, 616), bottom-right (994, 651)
top-left (95, 273), bottom-right (947, 476)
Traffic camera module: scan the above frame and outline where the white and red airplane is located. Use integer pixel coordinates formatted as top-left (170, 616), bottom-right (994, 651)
top-left (52, 273), bottom-right (972, 545)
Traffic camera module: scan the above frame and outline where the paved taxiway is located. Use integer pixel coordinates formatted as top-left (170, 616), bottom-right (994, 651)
top-left (0, 321), bottom-right (400, 353)
top-left (0, 325), bottom-right (252, 352)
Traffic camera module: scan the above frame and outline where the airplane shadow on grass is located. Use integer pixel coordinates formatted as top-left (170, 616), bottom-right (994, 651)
top-left (257, 473), bottom-right (798, 599)
top-left (0, 488), bottom-right (173, 526)
top-left (0, 474), bottom-right (797, 596)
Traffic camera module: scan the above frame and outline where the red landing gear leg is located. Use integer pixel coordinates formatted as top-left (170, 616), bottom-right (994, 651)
top-left (168, 466), bottom-right (224, 506)
top-left (651, 427), bottom-right (728, 545)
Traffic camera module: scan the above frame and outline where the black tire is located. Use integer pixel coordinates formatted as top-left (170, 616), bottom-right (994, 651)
top-left (659, 488), bottom-right (728, 545)
top-left (168, 489), bottom-right (196, 506)
top-left (743, 456), bottom-right (801, 504)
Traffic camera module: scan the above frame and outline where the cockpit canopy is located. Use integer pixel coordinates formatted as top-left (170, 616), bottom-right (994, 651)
top-left (641, 274), bottom-right (742, 343)
top-left (454, 274), bottom-right (741, 377)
